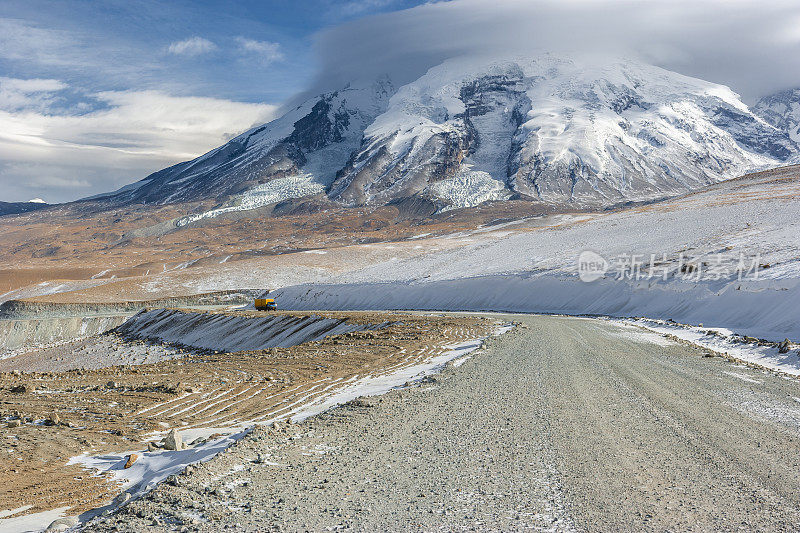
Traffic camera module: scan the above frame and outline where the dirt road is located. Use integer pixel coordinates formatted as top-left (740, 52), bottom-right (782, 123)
top-left (88, 315), bottom-right (800, 531)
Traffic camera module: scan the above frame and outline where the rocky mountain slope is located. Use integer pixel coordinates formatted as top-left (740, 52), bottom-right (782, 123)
top-left (755, 88), bottom-right (800, 143)
top-left (91, 54), bottom-right (799, 215)
top-left (0, 200), bottom-right (49, 217)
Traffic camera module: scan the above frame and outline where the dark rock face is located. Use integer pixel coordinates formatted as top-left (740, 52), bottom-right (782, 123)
top-left (754, 88), bottom-right (800, 149)
top-left (0, 201), bottom-right (49, 217)
top-left (709, 105), bottom-right (795, 161)
top-left (287, 96), bottom-right (351, 152)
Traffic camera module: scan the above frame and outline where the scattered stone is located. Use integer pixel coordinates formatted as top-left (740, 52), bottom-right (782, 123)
top-left (778, 339), bottom-right (791, 354)
top-left (10, 384), bottom-right (27, 394)
top-left (113, 492), bottom-right (131, 505)
top-left (164, 428), bottom-right (183, 451)
top-left (49, 413), bottom-right (60, 426)
top-left (124, 453), bottom-right (139, 469)
top-left (7, 419), bottom-right (21, 428)
top-left (147, 441), bottom-right (161, 452)
top-left (106, 381), bottom-right (118, 389)
top-left (46, 516), bottom-right (78, 531)
top-left (189, 436), bottom-right (207, 447)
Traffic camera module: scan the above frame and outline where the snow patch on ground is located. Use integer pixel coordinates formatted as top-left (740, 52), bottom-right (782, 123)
top-left (68, 430), bottom-right (250, 522)
top-left (616, 318), bottom-right (800, 376)
top-left (0, 506), bottom-right (70, 533)
top-left (284, 337), bottom-right (485, 422)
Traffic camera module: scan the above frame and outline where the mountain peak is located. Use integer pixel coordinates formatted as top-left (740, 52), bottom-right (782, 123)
top-left (90, 54), bottom-right (799, 218)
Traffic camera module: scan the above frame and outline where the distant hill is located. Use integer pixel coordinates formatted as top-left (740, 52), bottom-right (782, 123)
top-left (0, 200), bottom-right (49, 217)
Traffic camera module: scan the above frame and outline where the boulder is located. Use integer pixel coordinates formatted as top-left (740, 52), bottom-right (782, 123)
top-left (163, 429), bottom-right (183, 451)
top-left (46, 516), bottom-right (78, 531)
top-left (124, 453), bottom-right (138, 469)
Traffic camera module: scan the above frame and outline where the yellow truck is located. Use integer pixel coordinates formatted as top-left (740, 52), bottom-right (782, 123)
top-left (254, 297), bottom-right (277, 311)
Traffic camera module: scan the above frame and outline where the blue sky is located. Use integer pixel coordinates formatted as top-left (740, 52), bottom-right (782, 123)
top-left (0, 0), bottom-right (428, 202)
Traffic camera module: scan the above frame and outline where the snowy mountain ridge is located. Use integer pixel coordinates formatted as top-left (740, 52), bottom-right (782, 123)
top-left (93, 54), bottom-right (800, 215)
top-left (755, 88), bottom-right (800, 145)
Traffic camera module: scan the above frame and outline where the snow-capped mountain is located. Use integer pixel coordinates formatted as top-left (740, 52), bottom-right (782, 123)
top-left (754, 88), bottom-right (800, 146)
top-left (94, 54), bottom-right (798, 214)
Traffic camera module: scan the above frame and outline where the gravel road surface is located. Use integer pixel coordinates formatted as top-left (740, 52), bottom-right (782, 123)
top-left (87, 315), bottom-right (800, 531)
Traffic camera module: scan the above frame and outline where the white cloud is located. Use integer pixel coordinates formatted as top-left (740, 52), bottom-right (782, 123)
top-left (235, 37), bottom-right (283, 65)
top-left (0, 77), bottom-right (68, 112)
top-left (167, 36), bottom-right (218, 56)
top-left (335, 0), bottom-right (399, 17)
top-left (0, 18), bottom-right (76, 66)
top-left (0, 83), bottom-right (277, 202)
top-left (310, 0), bottom-right (800, 102)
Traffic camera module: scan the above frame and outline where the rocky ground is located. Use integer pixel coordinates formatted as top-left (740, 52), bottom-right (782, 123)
top-left (85, 314), bottom-right (800, 532)
top-left (0, 311), bottom-right (495, 522)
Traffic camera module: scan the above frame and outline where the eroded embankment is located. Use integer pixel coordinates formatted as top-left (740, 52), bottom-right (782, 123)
top-left (0, 290), bottom-right (260, 355)
top-left (113, 309), bottom-right (389, 352)
top-left (0, 289), bottom-right (258, 319)
top-left (0, 314), bottom-right (129, 353)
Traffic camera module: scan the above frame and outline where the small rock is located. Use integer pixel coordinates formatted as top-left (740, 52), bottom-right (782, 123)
top-left (164, 428), bottom-right (183, 451)
top-left (778, 339), bottom-right (791, 354)
top-left (7, 420), bottom-right (21, 428)
top-left (113, 491), bottom-right (131, 505)
top-left (124, 453), bottom-right (138, 469)
top-left (188, 436), bottom-right (207, 447)
top-left (9, 384), bottom-right (26, 394)
top-left (147, 441), bottom-right (160, 452)
top-left (106, 381), bottom-right (118, 389)
top-left (46, 516), bottom-right (78, 531)
top-left (49, 413), bottom-right (60, 426)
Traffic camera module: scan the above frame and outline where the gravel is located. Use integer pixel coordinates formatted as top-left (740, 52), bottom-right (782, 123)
top-left (85, 314), bottom-right (800, 531)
